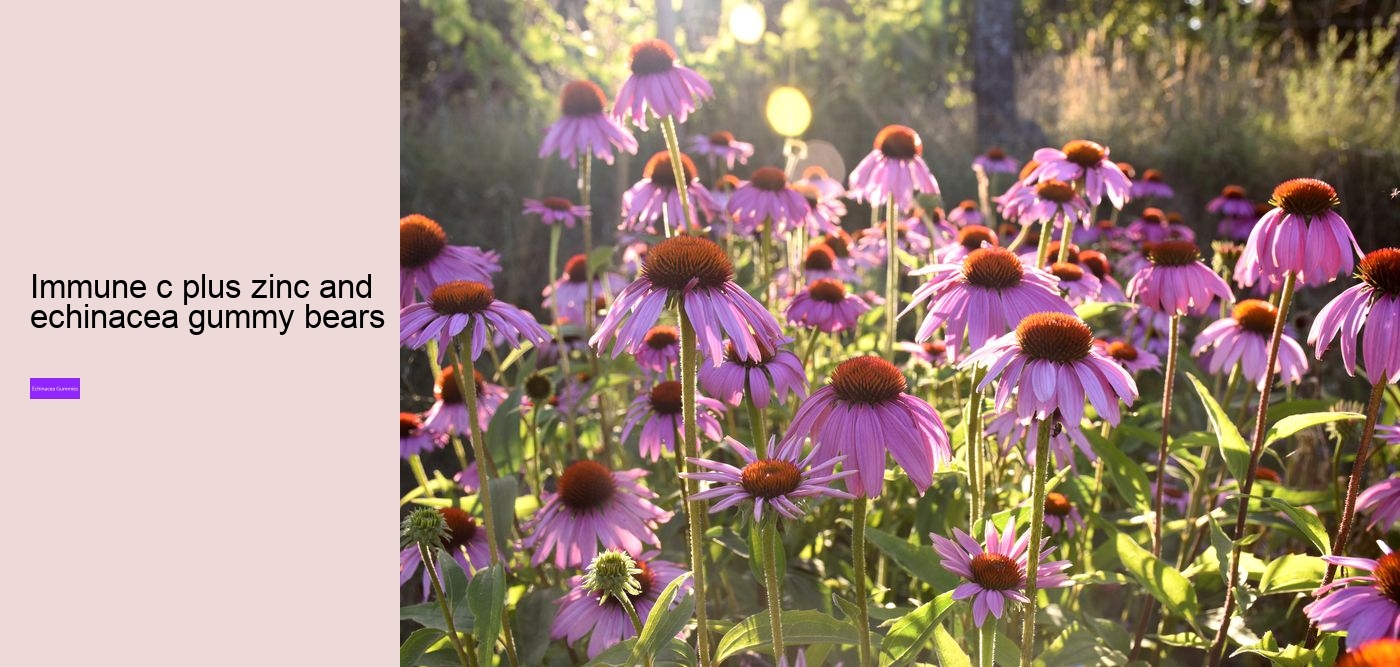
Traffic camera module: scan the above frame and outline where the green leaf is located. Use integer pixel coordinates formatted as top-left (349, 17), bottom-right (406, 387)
top-left (930, 622), bottom-right (972, 667)
top-left (866, 527), bottom-right (959, 592)
top-left (715, 610), bottom-right (858, 661)
top-left (1259, 555), bottom-right (1326, 595)
top-left (1075, 300), bottom-right (1131, 323)
top-left (400, 627), bottom-right (446, 667)
top-left (1157, 632), bottom-right (1209, 649)
top-left (878, 592), bottom-right (956, 667)
top-left (832, 593), bottom-right (863, 625)
top-left (1208, 517), bottom-right (1234, 588)
top-left (1115, 532), bottom-right (1199, 627)
top-left (748, 521), bottom-right (786, 584)
top-left (1185, 373), bottom-right (1251, 483)
top-left (485, 392), bottom-right (525, 474)
top-left (1232, 631), bottom-right (1339, 667)
top-left (1264, 411), bottom-right (1364, 446)
top-left (486, 477), bottom-right (518, 555)
top-left (512, 588), bottom-right (562, 666)
top-left (587, 638), bottom-right (695, 666)
top-left (1259, 496), bottom-right (1331, 555)
top-left (1084, 428), bottom-right (1152, 512)
top-left (466, 564), bottom-right (506, 666)
top-left (631, 574), bottom-right (695, 663)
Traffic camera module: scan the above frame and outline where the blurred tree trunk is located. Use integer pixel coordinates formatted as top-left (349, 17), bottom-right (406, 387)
top-left (657, 0), bottom-right (677, 46)
top-left (973, 0), bottom-right (1018, 149)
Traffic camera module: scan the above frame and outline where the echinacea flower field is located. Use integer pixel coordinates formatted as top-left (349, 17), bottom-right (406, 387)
top-left (401, 4), bottom-right (1400, 666)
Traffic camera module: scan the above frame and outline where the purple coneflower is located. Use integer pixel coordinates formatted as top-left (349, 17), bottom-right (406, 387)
top-left (1044, 492), bottom-right (1085, 535)
top-left (947, 200), bottom-right (985, 227)
top-left (522, 460), bottom-right (673, 568)
top-left (904, 246), bottom-right (1074, 354)
top-left (1014, 180), bottom-right (1091, 230)
top-left (709, 174), bottom-right (741, 219)
top-left (993, 160), bottom-right (1041, 224)
top-left (1193, 299), bottom-right (1308, 389)
top-left (935, 224), bottom-right (999, 264)
top-left (964, 312), bottom-right (1139, 426)
top-left (613, 39), bottom-right (713, 129)
top-left (727, 166), bottom-right (813, 237)
top-left (539, 80), bottom-right (638, 167)
top-left (1126, 240), bottom-right (1234, 316)
top-left (621, 380), bottom-right (726, 461)
top-left (1304, 542), bottom-right (1400, 645)
top-left (973, 147), bottom-right (1019, 175)
top-left (1125, 208), bottom-right (1196, 244)
top-left (523, 196), bottom-right (590, 228)
top-left (1359, 478), bottom-right (1400, 532)
top-left (1130, 168), bottom-right (1174, 199)
top-left (774, 245), bottom-right (856, 291)
top-left (543, 254), bottom-right (630, 325)
top-left (635, 325), bottom-right (680, 375)
top-left (930, 519), bottom-right (1072, 626)
top-left (552, 554), bottom-right (690, 658)
top-left (1050, 261), bottom-right (1101, 306)
top-left (848, 125), bottom-right (940, 209)
top-left (791, 181), bottom-right (845, 236)
top-left (684, 435), bottom-right (853, 521)
top-left (590, 235), bottom-right (785, 364)
top-left (399, 214), bottom-right (501, 307)
top-left (1096, 339), bottom-right (1162, 374)
top-left (1026, 140), bottom-right (1132, 209)
top-left (1208, 185), bottom-right (1255, 218)
top-left (400, 412), bottom-right (442, 459)
top-left (401, 281), bottom-right (551, 362)
top-left (899, 339), bottom-right (957, 367)
top-left (1379, 424), bottom-right (1400, 448)
top-left (785, 279), bottom-right (870, 334)
top-left (698, 341), bottom-right (807, 409)
top-left (691, 130), bottom-right (754, 169)
top-left (423, 366), bottom-right (508, 437)
top-left (854, 219), bottom-right (933, 266)
top-left (782, 355), bottom-right (951, 498)
top-left (1077, 250), bottom-right (1126, 302)
top-left (1236, 178), bottom-right (1361, 288)
top-left (797, 165), bottom-right (846, 201)
top-left (400, 507), bottom-right (492, 598)
top-left (1310, 248), bottom-right (1400, 384)
top-left (621, 152), bottom-right (717, 234)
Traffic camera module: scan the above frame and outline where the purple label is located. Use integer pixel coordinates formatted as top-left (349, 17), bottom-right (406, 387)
top-left (30, 378), bottom-right (80, 399)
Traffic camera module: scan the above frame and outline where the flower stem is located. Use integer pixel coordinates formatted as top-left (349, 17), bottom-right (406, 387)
top-left (1034, 220), bottom-right (1054, 269)
top-left (746, 377), bottom-right (768, 458)
top-left (1020, 420), bottom-right (1052, 667)
top-left (762, 516), bottom-right (786, 662)
top-left (548, 225), bottom-right (579, 453)
top-left (1319, 382), bottom-right (1388, 584)
top-left (978, 618), bottom-right (998, 667)
top-left (616, 595), bottom-right (653, 667)
top-left (449, 338), bottom-right (502, 567)
top-left (661, 114), bottom-right (694, 238)
top-left (1151, 314), bottom-right (1181, 558)
top-left (884, 197), bottom-right (899, 357)
top-left (853, 496), bottom-right (874, 667)
top-left (420, 545), bottom-right (472, 667)
top-left (678, 307), bottom-right (713, 667)
top-left (579, 153), bottom-right (596, 333)
top-left (409, 454), bottom-right (435, 498)
top-left (1207, 271), bottom-right (1297, 666)
top-left (1055, 217), bottom-right (1075, 264)
top-left (967, 367), bottom-right (988, 524)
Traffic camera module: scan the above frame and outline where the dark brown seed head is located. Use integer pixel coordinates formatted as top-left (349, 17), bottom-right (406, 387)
top-left (1050, 262), bottom-right (1085, 282)
top-left (1079, 250), bottom-right (1111, 279)
top-left (1018, 160), bottom-right (1041, 181)
top-left (1270, 178), bottom-right (1340, 217)
top-left (1045, 492), bottom-right (1073, 517)
top-left (807, 278), bottom-right (848, 304)
top-left (820, 231), bottom-right (852, 258)
top-left (970, 552), bottom-right (1022, 590)
top-left (1221, 184), bottom-right (1247, 199)
top-left (1232, 299), bottom-right (1278, 336)
top-left (438, 507), bottom-right (480, 551)
top-left (750, 166), bottom-right (789, 192)
top-left (560, 80), bottom-right (607, 117)
top-left (643, 325), bottom-right (679, 350)
top-left (649, 381), bottom-right (683, 415)
top-left (1141, 168), bottom-right (1164, 182)
top-left (1106, 340), bottom-right (1139, 362)
top-left (642, 236), bottom-right (735, 291)
top-left (1141, 207), bottom-right (1165, 224)
top-left (644, 151), bottom-right (699, 189)
top-left (430, 281), bottom-right (495, 315)
top-left (437, 366), bottom-right (486, 405)
top-left (401, 214), bottom-right (448, 268)
top-left (557, 460), bottom-right (617, 511)
top-left (629, 39), bottom-right (677, 75)
top-left (829, 356), bottom-right (906, 405)
top-left (708, 130), bottom-right (735, 146)
top-left (962, 247), bottom-right (1024, 290)
top-left (740, 459), bottom-right (803, 499)
top-left (875, 125), bottom-right (921, 159)
top-left (1044, 241), bottom-right (1080, 265)
top-left (713, 174), bottom-right (741, 193)
top-left (804, 244), bottom-right (836, 271)
top-left (1016, 313), bottom-right (1094, 363)
top-left (1035, 179), bottom-right (1077, 204)
top-left (401, 412), bottom-right (423, 438)
top-left (958, 225), bottom-right (998, 251)
top-left (1147, 240), bottom-right (1201, 267)
top-left (564, 254), bottom-right (589, 283)
top-left (1375, 552), bottom-right (1400, 605)
top-left (1061, 140), bottom-right (1106, 167)
top-left (524, 373), bottom-right (553, 401)
top-left (1358, 248), bottom-right (1400, 296)
top-left (1338, 638), bottom-right (1400, 667)
top-left (985, 147), bottom-right (1007, 160)
top-left (1115, 161), bottom-right (1136, 179)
